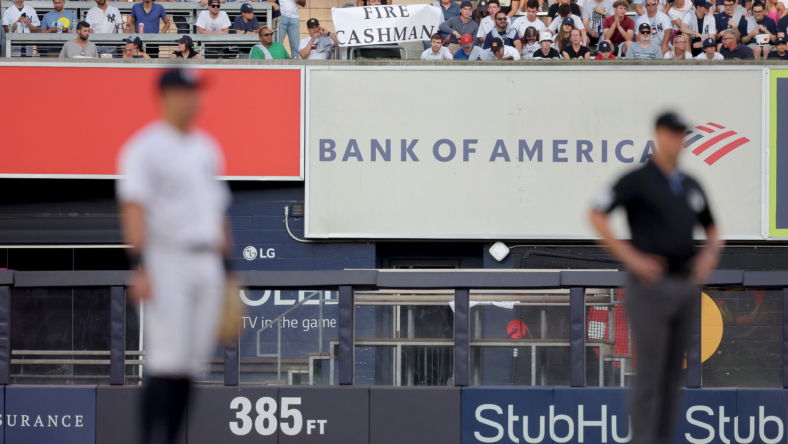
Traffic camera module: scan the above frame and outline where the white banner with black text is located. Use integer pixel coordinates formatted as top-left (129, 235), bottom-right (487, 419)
top-left (331, 4), bottom-right (442, 47)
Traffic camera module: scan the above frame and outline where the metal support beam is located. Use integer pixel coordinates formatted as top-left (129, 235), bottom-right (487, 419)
top-left (783, 288), bottom-right (788, 388)
top-left (109, 286), bottom-right (125, 385)
top-left (224, 325), bottom-right (239, 386)
top-left (570, 287), bottom-right (585, 387)
top-left (338, 285), bottom-right (354, 385)
top-left (454, 288), bottom-right (470, 387)
top-left (686, 288), bottom-right (702, 388)
top-left (0, 286), bottom-right (9, 385)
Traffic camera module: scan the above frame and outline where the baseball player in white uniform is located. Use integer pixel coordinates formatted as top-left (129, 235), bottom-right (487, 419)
top-left (117, 69), bottom-right (231, 444)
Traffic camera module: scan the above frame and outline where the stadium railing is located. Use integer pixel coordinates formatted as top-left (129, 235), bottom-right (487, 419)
top-left (1, 268), bottom-right (784, 388)
top-left (4, 33), bottom-right (261, 58)
top-left (0, 1), bottom-right (273, 33)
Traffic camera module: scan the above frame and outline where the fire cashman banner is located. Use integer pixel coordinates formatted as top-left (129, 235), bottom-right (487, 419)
top-left (331, 4), bottom-right (442, 47)
top-left (0, 64), bottom-right (303, 180)
top-left (306, 67), bottom-right (767, 240)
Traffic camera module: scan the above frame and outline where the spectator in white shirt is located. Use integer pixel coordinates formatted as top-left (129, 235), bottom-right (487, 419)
top-left (695, 36), bottom-right (725, 58)
top-left (86, 0), bottom-right (126, 34)
top-left (664, 33), bottom-right (693, 58)
top-left (196, 0), bottom-right (231, 33)
top-left (298, 18), bottom-right (338, 59)
top-left (279, 0), bottom-right (305, 58)
top-left (478, 0), bottom-right (510, 44)
top-left (681, 0), bottom-right (717, 56)
top-left (2, 0), bottom-right (40, 57)
top-left (521, 26), bottom-right (541, 58)
top-left (481, 36), bottom-right (522, 58)
top-left (421, 33), bottom-right (454, 59)
top-left (635, 0), bottom-right (672, 54)
top-left (667, 0), bottom-right (692, 32)
top-left (513, 0), bottom-right (546, 35)
top-left (86, 0), bottom-right (127, 57)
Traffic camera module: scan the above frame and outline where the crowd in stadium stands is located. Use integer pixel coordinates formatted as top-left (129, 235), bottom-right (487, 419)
top-left (2, 0), bottom-right (788, 59)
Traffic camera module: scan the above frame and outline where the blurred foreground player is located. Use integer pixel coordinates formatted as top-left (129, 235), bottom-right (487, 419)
top-left (117, 69), bottom-right (232, 444)
top-left (589, 112), bottom-right (722, 444)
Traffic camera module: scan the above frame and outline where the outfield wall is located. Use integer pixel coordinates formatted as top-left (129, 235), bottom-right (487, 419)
top-left (0, 385), bottom-right (784, 444)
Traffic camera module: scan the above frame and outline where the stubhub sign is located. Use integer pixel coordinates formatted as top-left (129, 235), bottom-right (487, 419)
top-left (462, 388), bottom-right (788, 444)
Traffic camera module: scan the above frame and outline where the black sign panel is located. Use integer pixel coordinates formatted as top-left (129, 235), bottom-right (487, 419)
top-left (187, 386), bottom-right (279, 444)
top-left (96, 385), bottom-right (185, 444)
top-left (370, 387), bottom-right (461, 444)
top-left (278, 386), bottom-right (369, 444)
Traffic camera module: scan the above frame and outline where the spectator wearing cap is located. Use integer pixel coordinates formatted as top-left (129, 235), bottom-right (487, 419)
top-left (553, 17), bottom-right (575, 51)
top-left (549, 3), bottom-right (587, 45)
top-left (562, 27), bottom-right (591, 58)
top-left (250, 24), bottom-right (289, 59)
top-left (695, 36), bottom-right (726, 58)
top-left (483, 10), bottom-right (523, 51)
top-left (439, 0), bottom-right (480, 52)
top-left (421, 32), bottom-right (454, 59)
top-left (635, 0), bottom-right (672, 54)
top-left (741, 1), bottom-right (777, 59)
top-left (477, 0), bottom-right (510, 44)
top-left (594, 39), bottom-right (616, 58)
top-left (582, 0), bottom-right (614, 48)
top-left (533, 31), bottom-right (563, 58)
top-left (514, 0), bottom-right (546, 36)
top-left (664, 33), bottom-right (693, 58)
top-left (521, 26), bottom-right (541, 58)
top-left (171, 35), bottom-right (201, 59)
top-left (625, 22), bottom-right (664, 58)
top-left (233, 3), bottom-right (260, 34)
top-left (59, 21), bottom-right (99, 58)
top-left (452, 33), bottom-right (486, 59)
top-left (481, 36), bottom-right (522, 58)
top-left (603, 0), bottom-right (635, 55)
top-left (719, 27), bottom-right (755, 57)
top-left (768, 35), bottom-right (788, 57)
top-left (197, 0), bottom-right (231, 33)
top-left (122, 36), bottom-right (150, 58)
top-left (546, 0), bottom-right (581, 27)
top-left (681, 0), bottom-right (717, 56)
top-left (475, 0), bottom-right (491, 26)
top-left (299, 18), bottom-right (338, 59)
top-left (715, 0), bottom-right (745, 44)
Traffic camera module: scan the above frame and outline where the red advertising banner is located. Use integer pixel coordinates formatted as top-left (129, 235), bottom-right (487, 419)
top-left (0, 64), bottom-right (303, 179)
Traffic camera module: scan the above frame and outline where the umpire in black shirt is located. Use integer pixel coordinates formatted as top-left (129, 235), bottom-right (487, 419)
top-left (589, 111), bottom-right (722, 444)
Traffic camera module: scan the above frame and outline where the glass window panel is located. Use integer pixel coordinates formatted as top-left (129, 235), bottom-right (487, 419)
top-left (701, 289), bottom-right (782, 388)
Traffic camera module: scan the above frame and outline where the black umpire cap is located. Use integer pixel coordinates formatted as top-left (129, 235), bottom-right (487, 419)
top-left (655, 112), bottom-right (688, 133)
top-left (159, 69), bottom-right (201, 91)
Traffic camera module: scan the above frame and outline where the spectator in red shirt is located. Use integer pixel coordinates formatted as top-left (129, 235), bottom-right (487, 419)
top-left (594, 39), bottom-right (616, 58)
top-left (603, 0), bottom-right (634, 55)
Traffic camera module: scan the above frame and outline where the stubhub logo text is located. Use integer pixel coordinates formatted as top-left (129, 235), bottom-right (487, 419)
top-left (461, 388), bottom-right (788, 444)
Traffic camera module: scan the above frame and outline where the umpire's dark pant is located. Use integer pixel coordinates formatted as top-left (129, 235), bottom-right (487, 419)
top-left (626, 275), bottom-right (699, 444)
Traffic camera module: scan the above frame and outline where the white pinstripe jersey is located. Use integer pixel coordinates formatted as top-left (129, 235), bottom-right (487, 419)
top-left (85, 5), bottom-right (123, 33)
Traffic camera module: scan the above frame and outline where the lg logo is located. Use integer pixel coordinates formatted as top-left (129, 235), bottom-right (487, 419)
top-left (243, 246), bottom-right (276, 261)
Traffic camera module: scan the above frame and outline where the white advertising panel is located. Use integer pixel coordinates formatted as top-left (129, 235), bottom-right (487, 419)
top-left (331, 4), bottom-right (442, 47)
top-left (307, 67), bottom-right (765, 240)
